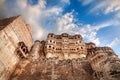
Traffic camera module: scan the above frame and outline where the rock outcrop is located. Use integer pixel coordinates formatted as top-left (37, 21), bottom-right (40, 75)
top-left (10, 58), bottom-right (94, 80)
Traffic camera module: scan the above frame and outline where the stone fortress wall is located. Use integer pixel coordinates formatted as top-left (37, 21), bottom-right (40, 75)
top-left (0, 16), bottom-right (120, 80)
top-left (0, 16), bottom-right (32, 80)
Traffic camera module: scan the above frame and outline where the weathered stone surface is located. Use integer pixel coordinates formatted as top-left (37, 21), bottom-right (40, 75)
top-left (9, 58), bottom-right (94, 80)
top-left (87, 47), bottom-right (120, 80)
top-left (0, 16), bottom-right (32, 80)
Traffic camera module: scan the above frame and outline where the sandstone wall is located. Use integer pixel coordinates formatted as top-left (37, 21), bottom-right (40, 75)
top-left (10, 16), bottom-right (32, 50)
top-left (0, 29), bottom-right (19, 80)
top-left (10, 58), bottom-right (94, 80)
top-left (0, 16), bottom-right (32, 80)
top-left (87, 47), bottom-right (120, 80)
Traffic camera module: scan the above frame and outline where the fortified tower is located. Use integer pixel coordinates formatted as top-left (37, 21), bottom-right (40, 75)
top-left (0, 16), bottom-right (32, 80)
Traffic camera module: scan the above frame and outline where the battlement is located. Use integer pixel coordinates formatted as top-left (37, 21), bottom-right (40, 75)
top-left (0, 15), bottom-right (21, 30)
top-left (47, 33), bottom-right (83, 40)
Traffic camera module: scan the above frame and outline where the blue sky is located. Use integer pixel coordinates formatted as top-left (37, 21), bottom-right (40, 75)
top-left (0, 0), bottom-right (120, 57)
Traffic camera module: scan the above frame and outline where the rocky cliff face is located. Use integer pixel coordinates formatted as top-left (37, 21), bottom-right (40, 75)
top-left (87, 47), bottom-right (120, 80)
top-left (10, 57), bottom-right (94, 80)
top-left (0, 16), bottom-right (120, 80)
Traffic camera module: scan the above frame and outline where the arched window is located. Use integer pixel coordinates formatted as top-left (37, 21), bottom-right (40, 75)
top-left (81, 47), bottom-right (83, 49)
top-left (79, 41), bottom-right (81, 43)
top-left (18, 42), bottom-right (28, 53)
top-left (49, 45), bottom-right (51, 48)
top-left (16, 42), bottom-right (28, 58)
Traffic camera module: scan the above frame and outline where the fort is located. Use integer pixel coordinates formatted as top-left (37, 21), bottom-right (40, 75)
top-left (0, 16), bottom-right (120, 80)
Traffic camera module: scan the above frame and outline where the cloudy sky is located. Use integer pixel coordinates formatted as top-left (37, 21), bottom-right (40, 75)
top-left (0, 0), bottom-right (120, 57)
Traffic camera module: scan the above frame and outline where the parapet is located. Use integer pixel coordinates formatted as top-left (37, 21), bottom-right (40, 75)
top-left (85, 42), bottom-right (96, 49)
top-left (0, 15), bottom-right (20, 30)
top-left (61, 33), bottom-right (69, 37)
top-left (47, 33), bottom-right (83, 40)
top-left (47, 33), bottom-right (55, 38)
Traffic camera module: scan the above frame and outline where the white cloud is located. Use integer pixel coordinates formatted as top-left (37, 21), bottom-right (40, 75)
top-left (116, 12), bottom-right (120, 18)
top-left (90, 0), bottom-right (120, 14)
top-left (42, 7), bottom-right (62, 17)
top-left (107, 38), bottom-right (120, 47)
top-left (78, 25), bottom-right (100, 45)
top-left (61, 0), bottom-right (70, 5)
top-left (79, 0), bottom-right (93, 5)
top-left (56, 11), bottom-right (114, 46)
top-left (104, 0), bottom-right (120, 14)
top-left (78, 21), bottom-right (114, 46)
top-left (57, 12), bottom-right (77, 33)
top-left (16, 0), bottom-right (46, 40)
top-left (93, 21), bottom-right (114, 30)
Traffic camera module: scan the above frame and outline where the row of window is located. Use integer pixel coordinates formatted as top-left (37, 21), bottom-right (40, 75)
top-left (47, 40), bottom-right (83, 44)
top-left (48, 40), bottom-right (55, 43)
top-left (47, 45), bottom-right (84, 50)
top-left (48, 34), bottom-right (82, 39)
